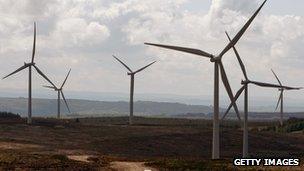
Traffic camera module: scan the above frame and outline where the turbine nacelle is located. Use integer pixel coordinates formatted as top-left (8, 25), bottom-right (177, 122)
top-left (241, 80), bottom-right (250, 85)
top-left (55, 88), bottom-right (61, 91)
top-left (113, 55), bottom-right (156, 76)
top-left (209, 56), bottom-right (220, 63)
top-left (25, 62), bottom-right (35, 66)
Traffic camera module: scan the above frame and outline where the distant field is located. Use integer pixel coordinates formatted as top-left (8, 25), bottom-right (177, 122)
top-left (0, 117), bottom-right (302, 170)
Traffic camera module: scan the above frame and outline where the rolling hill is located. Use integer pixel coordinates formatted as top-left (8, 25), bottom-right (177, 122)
top-left (0, 97), bottom-right (215, 117)
top-left (0, 97), bottom-right (303, 120)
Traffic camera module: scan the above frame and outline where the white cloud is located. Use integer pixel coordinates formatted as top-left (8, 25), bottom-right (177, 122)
top-left (0, 0), bottom-right (303, 106)
top-left (50, 18), bottom-right (110, 48)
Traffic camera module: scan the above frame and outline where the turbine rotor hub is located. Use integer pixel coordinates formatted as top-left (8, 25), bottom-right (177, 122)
top-left (210, 56), bottom-right (220, 63)
top-left (26, 62), bottom-right (35, 66)
top-left (241, 80), bottom-right (250, 85)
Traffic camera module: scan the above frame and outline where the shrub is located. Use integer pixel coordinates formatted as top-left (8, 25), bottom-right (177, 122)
top-left (0, 112), bottom-right (21, 119)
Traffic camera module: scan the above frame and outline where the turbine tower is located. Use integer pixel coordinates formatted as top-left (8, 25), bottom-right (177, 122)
top-left (3, 22), bottom-right (55, 124)
top-left (113, 55), bottom-right (156, 125)
top-left (145, 0), bottom-right (267, 159)
top-left (43, 69), bottom-right (72, 119)
top-left (271, 69), bottom-right (302, 126)
top-left (222, 32), bottom-right (296, 158)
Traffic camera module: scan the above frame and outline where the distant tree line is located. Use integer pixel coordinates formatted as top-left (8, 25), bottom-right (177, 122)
top-left (0, 111), bottom-right (21, 119)
top-left (283, 117), bottom-right (304, 133)
top-left (262, 117), bottom-right (304, 133)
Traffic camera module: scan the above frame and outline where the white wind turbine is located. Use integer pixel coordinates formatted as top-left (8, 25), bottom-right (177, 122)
top-left (271, 69), bottom-right (302, 126)
top-left (43, 69), bottom-right (72, 119)
top-left (113, 55), bottom-right (156, 125)
top-left (222, 32), bottom-right (296, 158)
top-left (145, 0), bottom-right (268, 159)
top-left (3, 22), bottom-right (56, 124)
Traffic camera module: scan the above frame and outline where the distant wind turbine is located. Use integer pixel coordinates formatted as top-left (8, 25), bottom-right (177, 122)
top-left (43, 69), bottom-right (72, 119)
top-left (145, 0), bottom-right (268, 159)
top-left (3, 22), bottom-right (56, 124)
top-left (222, 32), bottom-right (296, 158)
top-left (271, 69), bottom-right (302, 126)
top-left (113, 55), bottom-right (156, 125)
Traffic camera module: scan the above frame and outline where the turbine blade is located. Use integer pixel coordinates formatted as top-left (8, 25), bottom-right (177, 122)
top-left (285, 87), bottom-right (303, 90)
top-left (33, 65), bottom-right (56, 87)
top-left (134, 61), bottom-right (156, 74)
top-left (270, 70), bottom-right (301, 90)
top-left (225, 31), bottom-right (248, 80)
top-left (250, 81), bottom-right (295, 89)
top-left (221, 85), bottom-right (246, 120)
top-left (113, 55), bottom-right (133, 72)
top-left (3, 64), bottom-right (29, 79)
top-left (219, 62), bottom-right (241, 121)
top-left (271, 69), bottom-right (282, 86)
top-left (43, 85), bottom-right (56, 89)
top-left (250, 81), bottom-right (287, 89)
top-left (250, 81), bottom-right (281, 88)
top-left (61, 90), bottom-right (70, 113)
top-left (61, 69), bottom-right (71, 88)
top-left (219, 0), bottom-right (267, 57)
top-left (144, 43), bottom-right (213, 58)
top-left (275, 91), bottom-right (282, 111)
top-left (31, 22), bottom-right (36, 63)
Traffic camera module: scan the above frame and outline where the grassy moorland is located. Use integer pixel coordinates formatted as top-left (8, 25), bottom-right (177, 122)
top-left (0, 116), bottom-right (302, 170)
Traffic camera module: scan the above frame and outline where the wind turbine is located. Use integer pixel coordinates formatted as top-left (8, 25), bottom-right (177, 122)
top-left (145, 0), bottom-right (267, 159)
top-left (271, 69), bottom-right (302, 126)
top-left (113, 55), bottom-right (156, 125)
top-left (3, 22), bottom-right (55, 124)
top-left (43, 69), bottom-right (72, 119)
top-left (222, 32), bottom-right (296, 158)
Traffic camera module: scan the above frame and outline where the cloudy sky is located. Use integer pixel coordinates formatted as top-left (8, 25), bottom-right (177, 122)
top-left (0, 0), bottom-right (303, 107)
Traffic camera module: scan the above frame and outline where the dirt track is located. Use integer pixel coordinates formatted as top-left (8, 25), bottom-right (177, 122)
top-left (111, 161), bottom-right (157, 171)
top-left (0, 141), bottom-right (158, 170)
